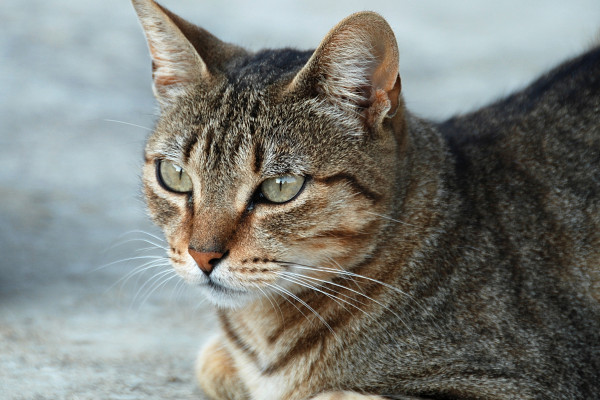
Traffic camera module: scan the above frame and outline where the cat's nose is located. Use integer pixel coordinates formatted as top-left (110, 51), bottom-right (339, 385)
top-left (188, 248), bottom-right (224, 275)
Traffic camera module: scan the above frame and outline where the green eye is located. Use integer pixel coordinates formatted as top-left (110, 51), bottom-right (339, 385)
top-left (261, 175), bottom-right (305, 203)
top-left (157, 160), bottom-right (193, 193)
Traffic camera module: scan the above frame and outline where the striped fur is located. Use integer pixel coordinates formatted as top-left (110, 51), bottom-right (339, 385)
top-left (132, 1), bottom-right (600, 399)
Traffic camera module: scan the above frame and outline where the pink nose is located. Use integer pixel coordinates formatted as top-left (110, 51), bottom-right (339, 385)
top-left (188, 249), bottom-right (224, 275)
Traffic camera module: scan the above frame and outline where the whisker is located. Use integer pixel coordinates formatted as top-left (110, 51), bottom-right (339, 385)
top-left (297, 261), bottom-right (436, 320)
top-left (139, 272), bottom-right (179, 307)
top-left (132, 268), bottom-right (175, 306)
top-left (366, 211), bottom-right (416, 227)
top-left (105, 239), bottom-right (167, 256)
top-left (171, 277), bottom-right (188, 302)
top-left (308, 263), bottom-right (442, 335)
top-left (124, 238), bottom-right (168, 250)
top-left (108, 230), bottom-right (167, 248)
top-left (324, 255), bottom-right (365, 295)
top-left (257, 286), bottom-right (284, 325)
top-left (283, 261), bottom-right (413, 299)
top-left (103, 119), bottom-right (153, 132)
top-left (93, 255), bottom-right (167, 272)
top-left (131, 260), bottom-right (171, 286)
top-left (283, 271), bottom-right (410, 329)
top-left (267, 283), bottom-right (312, 325)
top-left (135, 245), bottom-right (167, 253)
top-left (124, 229), bottom-right (167, 243)
top-left (104, 259), bottom-right (170, 294)
top-left (280, 273), bottom-right (349, 310)
top-left (270, 283), bottom-right (338, 340)
top-left (280, 272), bottom-right (406, 349)
top-left (277, 261), bottom-right (440, 355)
top-left (282, 271), bottom-right (366, 307)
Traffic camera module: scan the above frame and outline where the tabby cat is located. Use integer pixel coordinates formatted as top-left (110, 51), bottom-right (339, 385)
top-left (131, 0), bottom-right (600, 399)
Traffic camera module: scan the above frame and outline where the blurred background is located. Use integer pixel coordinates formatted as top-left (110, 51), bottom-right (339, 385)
top-left (1, 0), bottom-right (598, 398)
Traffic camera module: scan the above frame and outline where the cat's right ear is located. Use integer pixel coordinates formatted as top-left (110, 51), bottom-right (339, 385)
top-left (131, 0), bottom-right (243, 107)
top-left (287, 12), bottom-right (401, 129)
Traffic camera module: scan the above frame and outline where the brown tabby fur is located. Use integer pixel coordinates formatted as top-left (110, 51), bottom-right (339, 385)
top-left (131, 0), bottom-right (600, 399)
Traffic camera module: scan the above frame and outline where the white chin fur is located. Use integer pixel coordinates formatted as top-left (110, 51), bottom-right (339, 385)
top-left (199, 285), bottom-right (258, 309)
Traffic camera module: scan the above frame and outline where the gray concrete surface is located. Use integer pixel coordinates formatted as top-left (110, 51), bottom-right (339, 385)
top-left (1, 0), bottom-right (598, 399)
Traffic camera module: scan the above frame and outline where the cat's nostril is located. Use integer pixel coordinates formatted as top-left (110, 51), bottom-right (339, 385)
top-left (188, 248), bottom-right (226, 275)
top-left (208, 250), bottom-right (229, 267)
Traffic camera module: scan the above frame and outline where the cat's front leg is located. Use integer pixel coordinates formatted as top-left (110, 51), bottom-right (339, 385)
top-left (195, 336), bottom-right (248, 400)
top-left (310, 392), bottom-right (425, 400)
top-left (309, 393), bottom-right (385, 400)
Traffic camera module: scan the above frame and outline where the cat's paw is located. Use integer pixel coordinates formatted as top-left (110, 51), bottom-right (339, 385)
top-left (195, 336), bottom-right (247, 400)
top-left (309, 392), bottom-right (386, 400)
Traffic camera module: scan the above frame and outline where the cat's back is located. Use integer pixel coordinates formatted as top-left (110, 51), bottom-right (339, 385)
top-left (440, 44), bottom-right (600, 186)
top-left (438, 45), bottom-right (600, 301)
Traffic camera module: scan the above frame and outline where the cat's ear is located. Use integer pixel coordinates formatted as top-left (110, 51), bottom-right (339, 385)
top-left (131, 0), bottom-right (243, 107)
top-left (288, 12), bottom-right (401, 127)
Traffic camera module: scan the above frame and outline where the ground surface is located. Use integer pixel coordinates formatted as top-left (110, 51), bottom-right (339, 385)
top-left (1, 0), bottom-right (598, 399)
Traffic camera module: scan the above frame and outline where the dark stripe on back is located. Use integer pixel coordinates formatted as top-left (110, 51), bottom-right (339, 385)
top-left (315, 173), bottom-right (382, 203)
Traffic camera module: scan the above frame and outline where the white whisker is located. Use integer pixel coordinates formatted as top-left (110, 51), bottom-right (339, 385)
top-left (282, 271), bottom-right (366, 307)
top-left (139, 272), bottom-right (179, 307)
top-left (280, 272), bottom-right (407, 349)
top-left (132, 268), bottom-right (175, 306)
top-left (104, 119), bottom-right (153, 132)
top-left (267, 283), bottom-right (311, 324)
top-left (270, 283), bottom-right (338, 340)
top-left (257, 286), bottom-right (284, 326)
top-left (104, 259), bottom-right (170, 294)
top-left (280, 273), bottom-right (349, 310)
top-left (324, 255), bottom-right (365, 295)
top-left (93, 255), bottom-right (167, 272)
top-left (278, 261), bottom-right (446, 355)
top-left (366, 211), bottom-right (416, 227)
top-left (282, 271), bottom-right (418, 349)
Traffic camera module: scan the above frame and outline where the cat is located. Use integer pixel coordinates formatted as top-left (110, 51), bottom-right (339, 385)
top-left (131, 0), bottom-right (600, 399)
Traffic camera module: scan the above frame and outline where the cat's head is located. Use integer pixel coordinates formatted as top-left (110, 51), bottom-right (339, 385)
top-left (133, 0), bottom-right (405, 308)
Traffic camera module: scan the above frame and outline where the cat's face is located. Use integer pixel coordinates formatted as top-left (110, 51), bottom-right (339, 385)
top-left (142, 86), bottom-right (396, 307)
top-left (134, 0), bottom-right (402, 307)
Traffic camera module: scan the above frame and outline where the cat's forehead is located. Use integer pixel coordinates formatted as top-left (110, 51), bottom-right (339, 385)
top-left (223, 48), bottom-right (314, 88)
top-left (148, 86), bottom-right (313, 187)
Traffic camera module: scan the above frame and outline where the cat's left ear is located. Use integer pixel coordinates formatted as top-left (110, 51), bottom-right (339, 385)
top-left (132, 0), bottom-right (244, 107)
top-left (288, 12), bottom-right (401, 127)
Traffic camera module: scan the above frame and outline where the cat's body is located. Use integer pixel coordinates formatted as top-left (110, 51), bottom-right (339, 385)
top-left (131, 1), bottom-right (600, 399)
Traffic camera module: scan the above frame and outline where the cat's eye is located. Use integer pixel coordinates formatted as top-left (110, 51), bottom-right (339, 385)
top-left (157, 160), bottom-right (193, 193)
top-left (260, 175), bottom-right (305, 204)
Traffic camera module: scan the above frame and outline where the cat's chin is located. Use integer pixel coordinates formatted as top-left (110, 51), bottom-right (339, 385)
top-left (198, 282), bottom-right (259, 309)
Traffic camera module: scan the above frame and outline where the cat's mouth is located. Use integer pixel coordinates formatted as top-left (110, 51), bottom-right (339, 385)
top-left (205, 279), bottom-right (246, 295)
top-left (198, 276), bottom-right (258, 308)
